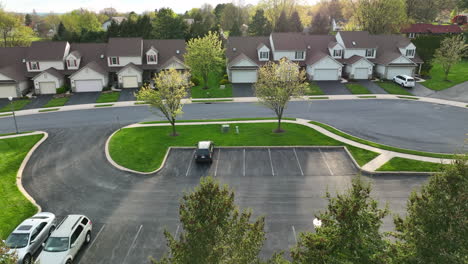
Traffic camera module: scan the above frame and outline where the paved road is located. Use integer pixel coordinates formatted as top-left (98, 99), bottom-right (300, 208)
top-left (22, 132), bottom-right (427, 263)
top-left (0, 100), bottom-right (466, 153)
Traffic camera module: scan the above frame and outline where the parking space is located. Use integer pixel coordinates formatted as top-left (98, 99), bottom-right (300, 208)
top-left (316, 81), bottom-right (352, 95)
top-left (66, 92), bottom-right (101, 105)
top-left (232, 83), bottom-right (254, 97)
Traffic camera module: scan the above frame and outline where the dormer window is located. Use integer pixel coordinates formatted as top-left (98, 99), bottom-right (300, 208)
top-left (259, 51), bottom-right (269, 60)
top-left (147, 54), bottom-right (157, 63)
top-left (405, 49), bottom-right (415, 57)
top-left (67, 60), bottom-right (77, 67)
top-left (295, 51), bottom-right (305, 60)
top-left (333, 49), bottom-right (343, 58)
top-left (30, 62), bottom-right (40, 70)
top-left (365, 49), bottom-right (375, 57)
top-left (110, 57), bottom-right (119, 65)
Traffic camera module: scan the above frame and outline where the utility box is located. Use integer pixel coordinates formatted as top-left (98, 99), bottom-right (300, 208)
top-left (221, 124), bottom-right (230, 133)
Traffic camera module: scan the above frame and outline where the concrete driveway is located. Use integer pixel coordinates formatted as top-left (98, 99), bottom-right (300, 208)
top-left (428, 81), bottom-right (468, 103)
top-left (406, 83), bottom-right (435, 97)
top-left (22, 95), bottom-right (54, 110)
top-left (22, 129), bottom-right (427, 262)
top-left (233, 83), bottom-right (254, 97)
top-left (66, 92), bottom-right (100, 106)
top-left (119, 88), bottom-right (138, 101)
top-left (316, 81), bottom-right (352, 95)
top-left (358, 80), bottom-right (388, 94)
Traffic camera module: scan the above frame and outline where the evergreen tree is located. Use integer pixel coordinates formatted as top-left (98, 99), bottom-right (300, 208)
top-left (229, 19), bottom-right (242, 36)
top-left (137, 15), bottom-right (152, 39)
top-left (392, 157), bottom-right (468, 264)
top-left (106, 20), bottom-right (120, 38)
top-left (309, 13), bottom-right (330, 34)
top-left (289, 11), bottom-right (303, 32)
top-left (24, 14), bottom-right (32, 26)
top-left (152, 8), bottom-right (187, 39)
top-left (248, 9), bottom-right (271, 36)
top-left (53, 22), bottom-right (67, 40)
top-left (274, 11), bottom-right (289, 32)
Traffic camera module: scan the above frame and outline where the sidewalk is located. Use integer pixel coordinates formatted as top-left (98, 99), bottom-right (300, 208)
top-left (123, 118), bottom-right (454, 173)
top-left (1, 94), bottom-right (466, 118)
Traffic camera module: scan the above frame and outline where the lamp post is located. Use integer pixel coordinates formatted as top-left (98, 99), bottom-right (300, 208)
top-left (8, 96), bottom-right (19, 134)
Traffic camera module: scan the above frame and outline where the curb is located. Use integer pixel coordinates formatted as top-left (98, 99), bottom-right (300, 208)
top-left (15, 131), bottom-right (48, 213)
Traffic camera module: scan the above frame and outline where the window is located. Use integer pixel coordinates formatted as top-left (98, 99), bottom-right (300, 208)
top-left (30, 62), bottom-right (40, 70)
top-left (67, 60), bottom-right (77, 67)
top-left (333, 49), bottom-right (342, 57)
top-left (406, 49), bottom-right (415, 57)
top-left (147, 54), bottom-right (157, 63)
top-left (30, 222), bottom-right (47, 242)
top-left (110, 57), bottom-right (119, 65)
top-left (365, 49), bottom-right (375, 57)
top-left (295, 51), bottom-right (304, 60)
top-left (70, 225), bottom-right (83, 245)
top-left (409, 33), bottom-right (415, 39)
top-left (81, 218), bottom-right (89, 225)
top-left (259, 51), bottom-right (269, 60)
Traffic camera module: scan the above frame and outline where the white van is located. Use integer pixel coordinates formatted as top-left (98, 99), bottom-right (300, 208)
top-left (393, 75), bottom-right (415, 88)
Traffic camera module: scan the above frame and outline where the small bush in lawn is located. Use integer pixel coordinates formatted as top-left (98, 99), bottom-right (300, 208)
top-left (223, 73), bottom-right (228, 79)
top-left (56, 84), bottom-right (69, 94)
top-left (191, 77), bottom-right (200, 86)
top-left (219, 79), bottom-right (230, 85)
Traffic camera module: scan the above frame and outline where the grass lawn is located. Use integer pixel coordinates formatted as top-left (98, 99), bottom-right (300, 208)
top-left (96, 92), bottom-right (120, 103)
top-left (0, 100), bottom-right (31, 113)
top-left (38, 108), bottom-right (60, 112)
top-left (377, 157), bottom-right (448, 172)
top-left (305, 82), bottom-right (325, 95)
top-left (309, 121), bottom-right (455, 159)
top-left (0, 113), bottom-right (12, 117)
top-left (376, 81), bottom-right (413, 95)
top-left (140, 117), bottom-right (297, 124)
top-left (345, 83), bottom-right (372, 94)
top-left (0, 134), bottom-right (43, 239)
top-left (109, 123), bottom-right (379, 172)
top-left (191, 72), bottom-right (233, 98)
top-left (95, 104), bottom-right (114, 107)
top-left (423, 60), bottom-right (468, 91)
top-left (43, 97), bottom-right (69, 108)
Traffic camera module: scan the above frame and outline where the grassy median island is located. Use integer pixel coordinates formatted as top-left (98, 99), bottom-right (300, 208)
top-left (43, 97), bottom-right (69, 108)
top-left (376, 81), bottom-right (413, 95)
top-left (96, 92), bottom-right (120, 103)
top-left (377, 157), bottom-right (448, 172)
top-left (109, 122), bottom-right (379, 172)
top-left (0, 134), bottom-right (43, 239)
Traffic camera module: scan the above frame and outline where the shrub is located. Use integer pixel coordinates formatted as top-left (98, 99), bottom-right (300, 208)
top-left (191, 77), bottom-right (200, 86)
top-left (56, 84), bottom-right (69, 94)
top-left (219, 79), bottom-right (230, 85)
top-left (223, 73), bottom-right (228, 79)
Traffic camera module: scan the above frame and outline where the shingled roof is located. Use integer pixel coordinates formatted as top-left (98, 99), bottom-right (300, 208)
top-left (107, 38), bottom-right (143, 57)
top-left (401, 24), bottom-right (463, 34)
top-left (271, 32), bottom-right (307, 50)
top-left (226, 36), bottom-right (271, 66)
top-left (26, 41), bottom-right (68, 60)
top-left (141, 39), bottom-right (186, 70)
top-left (338, 31), bottom-right (377, 49)
top-left (372, 35), bottom-right (423, 65)
top-left (0, 47), bottom-right (28, 81)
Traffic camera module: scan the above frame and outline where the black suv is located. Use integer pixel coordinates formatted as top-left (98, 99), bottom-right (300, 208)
top-left (195, 141), bottom-right (215, 163)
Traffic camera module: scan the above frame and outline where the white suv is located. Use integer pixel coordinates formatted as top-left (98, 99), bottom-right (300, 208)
top-left (36, 215), bottom-right (92, 264)
top-left (393, 75), bottom-right (415, 88)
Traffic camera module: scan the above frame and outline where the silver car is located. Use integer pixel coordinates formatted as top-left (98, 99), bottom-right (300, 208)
top-left (5, 212), bottom-right (56, 264)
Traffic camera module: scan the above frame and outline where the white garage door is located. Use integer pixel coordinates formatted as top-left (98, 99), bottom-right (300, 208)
top-left (386, 67), bottom-right (414, 80)
top-left (354, 68), bottom-right (369, 79)
top-left (75, 80), bottom-right (103, 92)
top-left (0, 85), bottom-right (18, 98)
top-left (122, 76), bottom-right (138, 88)
top-left (39, 82), bottom-right (56, 94)
top-left (231, 70), bottom-right (257, 83)
top-left (314, 69), bottom-right (339, 81)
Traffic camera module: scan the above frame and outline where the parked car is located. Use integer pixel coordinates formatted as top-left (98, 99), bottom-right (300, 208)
top-left (5, 212), bottom-right (56, 264)
top-left (36, 215), bottom-right (92, 264)
top-left (195, 141), bottom-right (215, 163)
top-left (393, 75), bottom-right (415, 88)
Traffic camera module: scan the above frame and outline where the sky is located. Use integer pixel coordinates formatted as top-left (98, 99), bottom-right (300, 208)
top-left (2, 0), bottom-right (319, 14)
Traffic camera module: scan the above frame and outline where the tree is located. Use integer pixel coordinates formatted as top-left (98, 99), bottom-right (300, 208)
top-left (184, 31), bottom-right (225, 89)
top-left (411, 35), bottom-right (445, 76)
top-left (433, 35), bottom-right (466, 81)
top-left (406, 0), bottom-right (456, 22)
top-left (309, 12), bottom-right (330, 34)
top-left (254, 58), bottom-right (307, 132)
top-left (291, 176), bottom-right (390, 264)
top-left (152, 8), bottom-right (187, 39)
top-left (54, 22), bottom-right (67, 40)
top-left (392, 157), bottom-right (468, 264)
top-left (275, 11), bottom-right (290, 32)
top-left (288, 11), bottom-right (303, 32)
top-left (0, 239), bottom-right (18, 264)
top-left (353, 0), bottom-right (407, 34)
top-left (229, 19), bottom-right (242, 36)
top-left (0, 10), bottom-right (18, 46)
top-left (136, 69), bottom-right (191, 137)
top-left (259, 0), bottom-right (298, 28)
top-left (150, 177), bottom-right (266, 264)
top-left (0, 10), bottom-right (35, 47)
top-left (248, 9), bottom-right (271, 36)
top-left (24, 14), bottom-right (32, 26)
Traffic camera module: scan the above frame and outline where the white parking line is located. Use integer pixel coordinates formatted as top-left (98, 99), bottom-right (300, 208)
top-left (78, 224), bottom-right (106, 263)
top-left (319, 149), bottom-right (334, 176)
top-left (268, 148), bottom-right (275, 176)
top-left (185, 150), bottom-right (195, 176)
top-left (243, 149), bottom-right (246, 176)
top-left (122, 225), bottom-right (143, 264)
top-left (214, 149), bottom-right (221, 177)
top-left (293, 148), bottom-right (304, 176)
top-left (292, 225), bottom-right (298, 244)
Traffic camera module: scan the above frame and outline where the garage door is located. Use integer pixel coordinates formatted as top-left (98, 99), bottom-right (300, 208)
top-left (75, 80), bottom-right (103, 92)
top-left (386, 67), bottom-right (414, 80)
top-left (122, 76), bottom-right (138, 88)
top-left (231, 70), bottom-right (257, 83)
top-left (0, 85), bottom-right (18, 98)
top-left (354, 68), bottom-right (369, 79)
top-left (314, 69), bottom-right (339, 81)
top-left (39, 82), bottom-right (56, 94)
